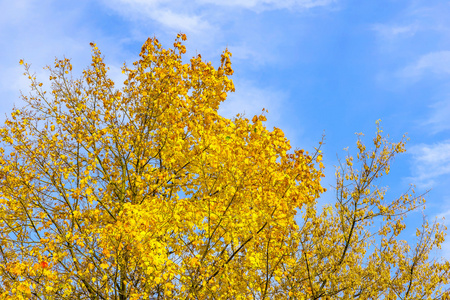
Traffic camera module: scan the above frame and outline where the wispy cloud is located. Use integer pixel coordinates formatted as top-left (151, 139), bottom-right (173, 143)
top-left (101, 0), bottom-right (212, 34)
top-left (371, 2), bottom-right (450, 86)
top-left (408, 141), bottom-right (450, 188)
top-left (197, 0), bottom-right (336, 11)
top-left (371, 24), bottom-right (418, 39)
top-left (227, 45), bottom-right (272, 67)
top-left (100, 0), bottom-right (336, 37)
top-left (218, 80), bottom-right (286, 124)
top-left (372, 2), bottom-right (450, 41)
top-left (423, 99), bottom-right (450, 134)
top-left (398, 51), bottom-right (450, 80)
top-left (371, 4), bottom-right (450, 136)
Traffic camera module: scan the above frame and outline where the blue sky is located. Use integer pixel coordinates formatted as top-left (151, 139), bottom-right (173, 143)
top-left (1, 0), bottom-right (450, 260)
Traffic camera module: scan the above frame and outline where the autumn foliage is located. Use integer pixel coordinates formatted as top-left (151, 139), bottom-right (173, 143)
top-left (0, 34), bottom-right (449, 299)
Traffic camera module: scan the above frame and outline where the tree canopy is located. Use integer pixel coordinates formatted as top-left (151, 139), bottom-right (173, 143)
top-left (0, 34), bottom-right (449, 299)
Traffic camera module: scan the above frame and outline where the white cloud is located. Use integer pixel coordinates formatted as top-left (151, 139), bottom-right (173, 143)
top-left (408, 141), bottom-right (450, 188)
top-left (197, 0), bottom-right (336, 11)
top-left (398, 51), bottom-right (450, 80)
top-left (423, 100), bottom-right (450, 134)
top-left (99, 0), bottom-right (336, 36)
top-left (371, 2), bottom-right (450, 85)
top-left (218, 80), bottom-right (286, 124)
top-left (226, 44), bottom-right (277, 67)
top-left (99, 0), bottom-right (213, 34)
top-left (371, 24), bottom-right (418, 39)
top-left (372, 2), bottom-right (450, 43)
top-left (153, 10), bottom-right (210, 33)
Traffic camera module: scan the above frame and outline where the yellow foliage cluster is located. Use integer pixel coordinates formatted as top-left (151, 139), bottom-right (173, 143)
top-left (0, 35), bottom-right (449, 299)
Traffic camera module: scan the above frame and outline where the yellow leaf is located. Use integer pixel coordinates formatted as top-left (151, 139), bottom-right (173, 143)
top-left (100, 263), bottom-right (108, 269)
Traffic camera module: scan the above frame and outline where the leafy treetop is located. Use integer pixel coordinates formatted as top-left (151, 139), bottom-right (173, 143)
top-left (0, 34), bottom-right (448, 299)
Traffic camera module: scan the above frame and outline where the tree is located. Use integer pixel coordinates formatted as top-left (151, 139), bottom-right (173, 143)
top-left (0, 34), bottom-right (448, 299)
